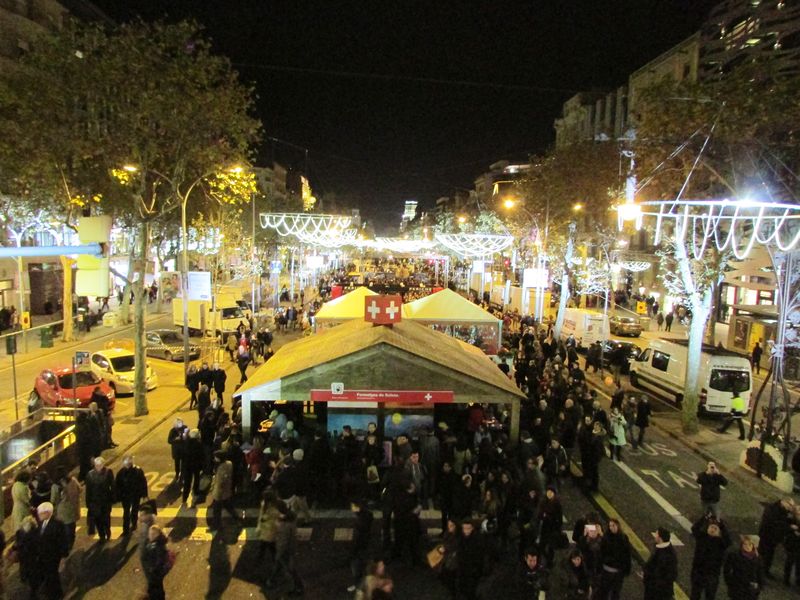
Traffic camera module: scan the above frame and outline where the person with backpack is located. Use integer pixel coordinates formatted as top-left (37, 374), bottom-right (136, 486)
top-left (142, 524), bottom-right (172, 600)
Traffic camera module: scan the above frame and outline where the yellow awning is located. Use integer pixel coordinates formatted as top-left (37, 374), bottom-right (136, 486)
top-left (315, 286), bottom-right (378, 321)
top-left (401, 288), bottom-right (500, 323)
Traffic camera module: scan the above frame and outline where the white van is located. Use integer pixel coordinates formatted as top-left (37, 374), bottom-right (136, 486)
top-left (559, 308), bottom-right (609, 349)
top-left (629, 339), bottom-right (751, 415)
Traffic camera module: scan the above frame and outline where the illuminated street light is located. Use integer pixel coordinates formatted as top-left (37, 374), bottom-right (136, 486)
top-left (457, 215), bottom-right (467, 224)
top-left (503, 198), bottom-right (516, 210)
top-left (122, 164), bottom-right (138, 173)
top-left (572, 203), bottom-right (583, 212)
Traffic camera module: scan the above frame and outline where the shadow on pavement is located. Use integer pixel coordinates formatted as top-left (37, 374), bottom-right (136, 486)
top-left (67, 538), bottom-right (139, 599)
top-left (205, 536), bottom-right (232, 600)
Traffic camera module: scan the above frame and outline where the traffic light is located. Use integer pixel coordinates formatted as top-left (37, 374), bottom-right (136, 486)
top-left (75, 215), bottom-right (112, 297)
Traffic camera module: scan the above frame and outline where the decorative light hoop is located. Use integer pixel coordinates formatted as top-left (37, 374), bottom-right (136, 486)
top-left (295, 228), bottom-right (358, 248)
top-left (632, 199), bottom-right (800, 260)
top-left (617, 260), bottom-right (651, 272)
top-left (372, 237), bottom-right (437, 253)
top-left (434, 233), bottom-right (514, 258)
top-left (259, 213), bottom-right (353, 238)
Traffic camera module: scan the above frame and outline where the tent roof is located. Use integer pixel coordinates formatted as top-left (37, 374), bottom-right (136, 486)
top-left (234, 318), bottom-right (523, 399)
top-left (402, 288), bottom-right (500, 323)
top-left (315, 286), bottom-right (377, 321)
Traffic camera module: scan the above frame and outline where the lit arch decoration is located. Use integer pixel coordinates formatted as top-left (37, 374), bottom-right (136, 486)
top-left (371, 237), bottom-right (437, 253)
top-left (434, 233), bottom-right (513, 258)
top-left (259, 212), bottom-right (355, 247)
top-left (617, 260), bottom-right (651, 272)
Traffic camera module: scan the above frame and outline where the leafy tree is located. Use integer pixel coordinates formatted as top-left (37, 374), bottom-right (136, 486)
top-left (0, 19), bottom-right (260, 415)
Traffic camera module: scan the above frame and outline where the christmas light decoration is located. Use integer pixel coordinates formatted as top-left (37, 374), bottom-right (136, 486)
top-left (434, 233), bottom-right (513, 258)
top-left (259, 212), bottom-right (355, 247)
top-left (617, 260), bottom-right (651, 272)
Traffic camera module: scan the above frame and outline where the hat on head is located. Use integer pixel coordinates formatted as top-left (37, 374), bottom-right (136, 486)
top-left (37, 502), bottom-right (54, 515)
top-left (292, 449), bottom-right (304, 462)
top-left (654, 527), bottom-right (671, 542)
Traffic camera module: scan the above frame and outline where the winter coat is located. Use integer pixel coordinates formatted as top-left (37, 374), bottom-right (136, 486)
top-left (85, 467), bottom-right (114, 513)
top-left (51, 477), bottom-right (81, 525)
top-left (141, 533), bottom-right (169, 579)
top-left (256, 502), bottom-right (283, 542)
top-left (600, 530), bottom-right (632, 576)
top-left (608, 415), bottom-right (627, 446)
top-left (543, 446), bottom-right (568, 478)
top-left (210, 460), bottom-right (233, 502)
top-left (115, 465), bottom-right (148, 502)
top-left (168, 425), bottom-right (188, 460)
top-left (211, 368), bottom-right (227, 394)
top-left (643, 543), bottom-right (678, 600)
top-left (691, 516), bottom-right (731, 578)
top-left (183, 437), bottom-right (205, 472)
top-left (635, 402), bottom-right (652, 428)
top-left (723, 550), bottom-right (763, 599)
top-left (11, 481), bottom-right (31, 531)
top-left (696, 471), bottom-right (728, 504)
top-left (351, 508), bottom-right (374, 559)
top-left (538, 497), bottom-right (564, 547)
top-left (758, 500), bottom-right (790, 544)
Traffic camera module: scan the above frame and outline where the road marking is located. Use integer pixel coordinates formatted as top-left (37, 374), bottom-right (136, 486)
top-left (614, 460), bottom-right (693, 533)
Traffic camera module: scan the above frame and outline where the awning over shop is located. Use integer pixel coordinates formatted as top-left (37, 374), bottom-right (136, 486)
top-left (401, 288), bottom-right (500, 323)
top-left (234, 318), bottom-right (524, 440)
top-left (314, 286), bottom-right (378, 322)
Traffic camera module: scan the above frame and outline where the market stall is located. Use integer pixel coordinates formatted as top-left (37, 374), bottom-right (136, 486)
top-left (401, 288), bottom-right (503, 354)
top-left (234, 316), bottom-right (524, 445)
top-left (313, 286), bottom-right (377, 330)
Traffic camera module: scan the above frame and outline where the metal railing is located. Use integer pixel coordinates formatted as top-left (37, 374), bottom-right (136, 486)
top-left (0, 405), bottom-right (88, 443)
top-left (0, 316), bottom-right (83, 356)
top-left (0, 424), bottom-right (76, 480)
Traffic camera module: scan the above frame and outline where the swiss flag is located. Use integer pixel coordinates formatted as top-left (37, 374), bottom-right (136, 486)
top-left (364, 295), bottom-right (403, 325)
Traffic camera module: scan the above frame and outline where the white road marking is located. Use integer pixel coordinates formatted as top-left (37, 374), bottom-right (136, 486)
top-left (614, 460), bottom-right (693, 533)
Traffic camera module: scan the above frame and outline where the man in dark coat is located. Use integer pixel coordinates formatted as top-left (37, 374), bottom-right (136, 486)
top-left (347, 498), bottom-right (374, 593)
top-left (696, 462), bottom-right (728, 519)
top-left (758, 498), bottom-right (794, 577)
top-left (35, 502), bottom-right (69, 600)
top-left (456, 520), bottom-right (486, 600)
top-left (690, 513), bottom-right (731, 600)
top-left (198, 361), bottom-right (213, 390)
top-left (167, 418), bottom-right (188, 479)
top-left (85, 457), bottom-right (114, 541)
top-left (197, 384), bottom-right (211, 425)
top-left (211, 362), bottom-right (227, 404)
top-left (643, 527), bottom-right (678, 600)
top-left (182, 429), bottom-right (205, 504)
top-left (635, 398), bottom-right (652, 447)
top-left (115, 455), bottom-right (149, 536)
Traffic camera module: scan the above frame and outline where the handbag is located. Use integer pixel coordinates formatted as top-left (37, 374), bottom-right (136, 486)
top-left (427, 545), bottom-right (444, 571)
top-left (366, 465), bottom-right (380, 483)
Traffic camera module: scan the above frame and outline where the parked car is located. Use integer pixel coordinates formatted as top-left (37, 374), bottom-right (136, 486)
top-left (31, 367), bottom-right (116, 409)
top-left (609, 315), bottom-right (643, 337)
top-left (145, 329), bottom-right (200, 361)
top-left (90, 348), bottom-right (158, 394)
top-left (600, 340), bottom-right (640, 374)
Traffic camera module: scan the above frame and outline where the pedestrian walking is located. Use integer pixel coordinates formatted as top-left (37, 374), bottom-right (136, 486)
top-left (182, 429), bottom-right (204, 505)
top-left (141, 525), bottom-right (171, 600)
top-left (757, 497), bottom-right (794, 578)
top-left (185, 365), bottom-right (200, 410)
top-left (657, 312), bottom-right (664, 331)
top-left (208, 454), bottom-right (242, 531)
top-left (751, 342), bottom-right (763, 375)
top-left (11, 470), bottom-right (32, 532)
top-left (116, 455), bottom-right (149, 536)
top-left (665, 312), bottom-right (674, 332)
top-left (696, 462), bottom-right (728, 519)
top-left (635, 398), bottom-right (652, 448)
top-left (539, 486), bottom-right (564, 566)
top-left (543, 438), bottom-right (569, 490)
top-left (14, 516), bottom-right (39, 598)
top-left (347, 498), bottom-right (374, 593)
top-left (237, 343), bottom-right (250, 385)
top-left (717, 391), bottom-right (747, 440)
top-left (85, 456), bottom-right (114, 542)
top-left (597, 518), bottom-right (632, 600)
top-left (643, 527), bottom-right (678, 600)
top-left (690, 513), bottom-right (731, 600)
top-left (784, 506), bottom-right (800, 587)
top-left (608, 407), bottom-right (627, 462)
top-left (50, 467), bottom-right (80, 551)
top-left (265, 505), bottom-right (304, 596)
top-left (456, 520), bottom-right (487, 600)
top-left (167, 418), bottom-right (188, 480)
top-left (211, 362), bottom-right (227, 404)
top-left (35, 501), bottom-right (69, 600)
top-left (197, 384), bottom-right (211, 424)
top-left (723, 536), bottom-right (763, 599)
top-left (226, 332), bottom-right (238, 362)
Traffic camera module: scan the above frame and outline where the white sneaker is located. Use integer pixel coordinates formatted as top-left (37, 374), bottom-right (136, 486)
top-left (346, 585), bottom-right (356, 593)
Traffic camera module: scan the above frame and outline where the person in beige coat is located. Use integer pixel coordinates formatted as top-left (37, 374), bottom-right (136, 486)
top-left (256, 490), bottom-right (285, 563)
top-left (11, 470), bottom-right (32, 531)
top-left (208, 454), bottom-right (241, 531)
top-left (51, 466), bottom-right (81, 550)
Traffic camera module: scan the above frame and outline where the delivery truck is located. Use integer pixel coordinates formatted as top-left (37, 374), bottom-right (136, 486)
top-left (172, 297), bottom-right (246, 337)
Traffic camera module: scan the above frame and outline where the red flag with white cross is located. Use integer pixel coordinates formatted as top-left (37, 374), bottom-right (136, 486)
top-left (364, 294), bottom-right (403, 325)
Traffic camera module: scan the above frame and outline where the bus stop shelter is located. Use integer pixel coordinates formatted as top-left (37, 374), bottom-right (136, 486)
top-left (234, 317), bottom-right (524, 442)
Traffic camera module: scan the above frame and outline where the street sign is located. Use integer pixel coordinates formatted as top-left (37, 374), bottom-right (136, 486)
top-left (364, 295), bottom-right (403, 325)
top-left (75, 351), bottom-right (91, 371)
top-left (310, 389), bottom-right (454, 403)
top-left (20, 311), bottom-right (30, 330)
top-left (636, 301), bottom-right (648, 315)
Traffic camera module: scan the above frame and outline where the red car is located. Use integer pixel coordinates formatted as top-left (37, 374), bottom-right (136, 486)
top-left (31, 367), bottom-right (116, 409)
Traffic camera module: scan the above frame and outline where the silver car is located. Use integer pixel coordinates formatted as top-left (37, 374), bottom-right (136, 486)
top-left (609, 315), bottom-right (643, 337)
top-left (145, 329), bottom-right (200, 361)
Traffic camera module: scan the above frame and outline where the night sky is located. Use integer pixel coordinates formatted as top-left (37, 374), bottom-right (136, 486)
top-left (91, 0), bottom-right (714, 231)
